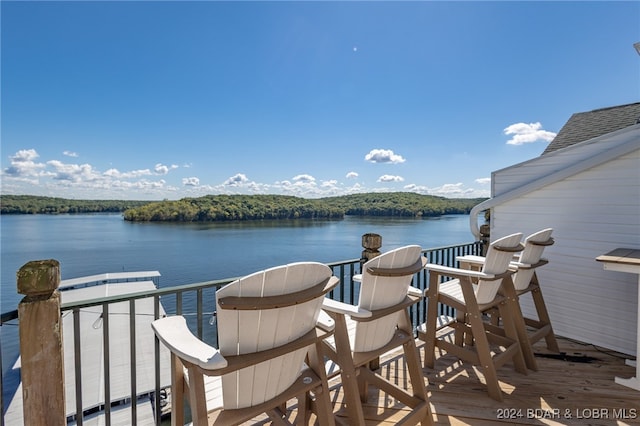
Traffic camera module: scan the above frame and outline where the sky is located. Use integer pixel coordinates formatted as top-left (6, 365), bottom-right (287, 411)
top-left (1, 1), bottom-right (639, 201)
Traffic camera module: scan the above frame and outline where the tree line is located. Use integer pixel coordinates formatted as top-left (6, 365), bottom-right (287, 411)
top-left (0, 195), bottom-right (151, 214)
top-left (122, 193), bottom-right (485, 222)
top-left (122, 195), bottom-right (344, 222)
top-left (1, 193), bottom-right (486, 221)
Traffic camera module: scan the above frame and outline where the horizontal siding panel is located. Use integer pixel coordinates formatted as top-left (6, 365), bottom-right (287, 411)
top-left (494, 145), bottom-right (639, 194)
top-left (490, 145), bottom-right (639, 355)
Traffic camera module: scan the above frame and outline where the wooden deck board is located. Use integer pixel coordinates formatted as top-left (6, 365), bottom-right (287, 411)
top-left (245, 335), bottom-right (639, 425)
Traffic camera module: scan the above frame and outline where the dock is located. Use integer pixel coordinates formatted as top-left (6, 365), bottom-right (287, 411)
top-left (3, 272), bottom-right (170, 426)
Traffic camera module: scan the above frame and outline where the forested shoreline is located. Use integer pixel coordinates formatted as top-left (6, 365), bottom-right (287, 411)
top-left (1, 193), bottom-right (486, 221)
top-left (0, 195), bottom-right (150, 214)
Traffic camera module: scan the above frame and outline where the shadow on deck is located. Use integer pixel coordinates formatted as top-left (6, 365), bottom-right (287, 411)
top-left (252, 335), bottom-right (639, 425)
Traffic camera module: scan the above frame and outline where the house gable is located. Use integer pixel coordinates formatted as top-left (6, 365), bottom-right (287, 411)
top-left (542, 102), bottom-right (640, 154)
top-left (469, 102), bottom-right (640, 355)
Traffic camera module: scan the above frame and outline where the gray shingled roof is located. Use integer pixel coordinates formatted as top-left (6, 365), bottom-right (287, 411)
top-left (542, 102), bottom-right (640, 155)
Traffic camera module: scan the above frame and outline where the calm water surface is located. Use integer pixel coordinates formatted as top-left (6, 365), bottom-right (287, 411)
top-left (1, 213), bottom-right (475, 380)
top-left (1, 213), bottom-right (475, 312)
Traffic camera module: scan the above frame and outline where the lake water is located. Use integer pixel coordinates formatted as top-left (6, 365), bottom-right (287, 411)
top-left (1, 213), bottom-right (476, 381)
top-left (1, 213), bottom-right (475, 312)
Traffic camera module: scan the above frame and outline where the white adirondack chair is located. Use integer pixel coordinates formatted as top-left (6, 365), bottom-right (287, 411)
top-left (152, 262), bottom-right (339, 425)
top-left (321, 245), bottom-right (433, 425)
top-left (417, 233), bottom-right (527, 401)
top-left (456, 228), bottom-right (559, 371)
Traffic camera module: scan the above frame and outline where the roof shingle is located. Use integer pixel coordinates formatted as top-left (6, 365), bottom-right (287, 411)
top-left (542, 102), bottom-right (640, 154)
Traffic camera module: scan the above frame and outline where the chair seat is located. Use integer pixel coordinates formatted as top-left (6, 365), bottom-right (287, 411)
top-left (324, 315), bottom-right (415, 378)
top-left (439, 279), bottom-right (507, 312)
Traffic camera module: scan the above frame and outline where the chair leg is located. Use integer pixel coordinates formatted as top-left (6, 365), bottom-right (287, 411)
top-left (501, 278), bottom-right (538, 371)
top-left (423, 275), bottom-right (440, 369)
top-left (170, 354), bottom-right (185, 426)
top-left (466, 309), bottom-right (503, 401)
top-left (329, 315), bottom-right (366, 425)
top-left (456, 276), bottom-right (506, 402)
top-left (454, 309), bottom-right (466, 347)
top-left (496, 301), bottom-right (528, 374)
top-left (400, 312), bottom-right (434, 426)
top-left (186, 365), bottom-right (208, 426)
top-left (308, 340), bottom-right (337, 426)
top-left (530, 281), bottom-right (560, 353)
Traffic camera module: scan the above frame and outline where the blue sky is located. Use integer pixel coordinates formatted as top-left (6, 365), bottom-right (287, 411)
top-left (2, 1), bottom-right (638, 200)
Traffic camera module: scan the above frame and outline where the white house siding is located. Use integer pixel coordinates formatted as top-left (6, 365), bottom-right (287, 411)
top-left (492, 126), bottom-right (639, 196)
top-left (489, 149), bottom-right (640, 355)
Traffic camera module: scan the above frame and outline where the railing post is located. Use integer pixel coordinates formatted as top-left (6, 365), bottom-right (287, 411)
top-left (361, 233), bottom-right (382, 269)
top-left (360, 233), bottom-right (382, 370)
top-left (17, 259), bottom-right (65, 426)
top-left (479, 224), bottom-right (490, 256)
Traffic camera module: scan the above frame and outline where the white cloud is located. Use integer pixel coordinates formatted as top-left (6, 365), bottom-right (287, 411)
top-left (1, 147), bottom-right (493, 200)
top-left (154, 163), bottom-right (178, 175)
top-left (63, 150), bottom-right (79, 157)
top-left (2, 149), bottom-right (186, 199)
top-left (182, 177), bottom-right (200, 186)
top-left (224, 173), bottom-right (249, 186)
top-left (47, 160), bottom-right (101, 182)
top-left (404, 182), bottom-right (490, 198)
top-left (292, 174), bottom-right (316, 183)
top-left (3, 149), bottom-right (46, 177)
top-left (102, 168), bottom-right (152, 179)
top-left (377, 174), bottom-right (404, 183)
top-left (364, 149), bottom-right (406, 164)
top-left (503, 122), bottom-right (556, 145)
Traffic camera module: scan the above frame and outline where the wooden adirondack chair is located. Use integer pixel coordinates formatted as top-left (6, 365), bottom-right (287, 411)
top-left (417, 233), bottom-right (528, 401)
top-left (456, 228), bottom-right (559, 371)
top-left (321, 245), bottom-right (433, 425)
top-left (151, 262), bottom-right (339, 425)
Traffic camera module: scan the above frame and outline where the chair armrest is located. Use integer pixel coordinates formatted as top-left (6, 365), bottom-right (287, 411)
top-left (457, 255), bottom-right (550, 272)
top-left (322, 298), bottom-right (372, 318)
top-left (456, 255), bottom-right (486, 265)
top-left (151, 316), bottom-right (228, 371)
top-left (425, 263), bottom-right (511, 281)
top-left (407, 286), bottom-right (423, 298)
top-left (352, 274), bottom-right (363, 283)
top-left (357, 295), bottom-right (421, 323)
top-left (317, 309), bottom-right (336, 332)
top-left (510, 258), bottom-right (549, 270)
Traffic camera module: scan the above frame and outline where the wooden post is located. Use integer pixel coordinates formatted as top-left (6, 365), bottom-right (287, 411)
top-left (479, 224), bottom-right (490, 256)
top-left (361, 233), bottom-right (382, 268)
top-left (17, 259), bottom-right (66, 426)
top-left (360, 234), bottom-right (382, 370)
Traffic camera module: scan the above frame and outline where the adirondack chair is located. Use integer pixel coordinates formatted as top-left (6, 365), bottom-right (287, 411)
top-left (151, 262), bottom-right (339, 426)
top-left (456, 228), bottom-right (559, 371)
top-left (417, 233), bottom-right (528, 401)
top-left (321, 245), bottom-right (433, 425)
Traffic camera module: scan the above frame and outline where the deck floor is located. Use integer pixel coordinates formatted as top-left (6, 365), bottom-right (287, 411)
top-left (252, 335), bottom-right (639, 425)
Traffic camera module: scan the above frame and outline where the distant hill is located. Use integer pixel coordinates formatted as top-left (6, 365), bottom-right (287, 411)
top-left (0, 195), bottom-right (152, 214)
top-left (122, 193), bottom-right (486, 222)
top-left (1, 193), bottom-right (487, 220)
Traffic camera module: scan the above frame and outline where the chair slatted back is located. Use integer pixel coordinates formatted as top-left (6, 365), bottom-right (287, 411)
top-left (354, 245), bottom-right (422, 353)
top-left (513, 228), bottom-right (553, 291)
top-left (216, 262), bottom-right (331, 409)
top-left (476, 233), bottom-right (523, 304)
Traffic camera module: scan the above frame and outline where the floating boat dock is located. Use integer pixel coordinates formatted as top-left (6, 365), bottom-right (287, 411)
top-left (3, 271), bottom-right (170, 426)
